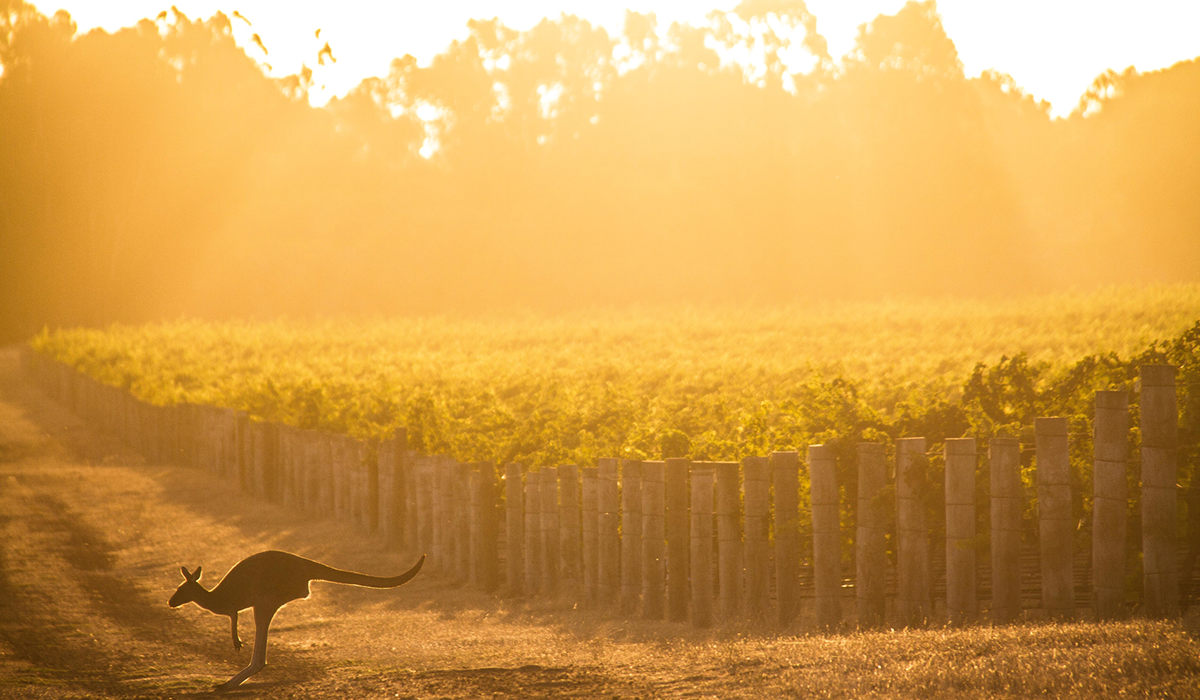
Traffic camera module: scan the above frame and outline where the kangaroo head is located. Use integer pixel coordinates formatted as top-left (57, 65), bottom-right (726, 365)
top-left (169, 565), bottom-right (205, 608)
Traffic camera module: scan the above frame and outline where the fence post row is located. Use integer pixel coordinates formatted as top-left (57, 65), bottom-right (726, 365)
top-left (29, 356), bottom-right (1191, 626)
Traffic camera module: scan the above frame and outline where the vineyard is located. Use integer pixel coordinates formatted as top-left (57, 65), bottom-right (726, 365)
top-left (28, 286), bottom-right (1200, 565)
top-left (30, 285), bottom-right (1200, 468)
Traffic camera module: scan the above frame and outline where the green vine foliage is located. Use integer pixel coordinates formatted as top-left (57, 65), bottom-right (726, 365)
top-left (29, 305), bottom-right (1200, 571)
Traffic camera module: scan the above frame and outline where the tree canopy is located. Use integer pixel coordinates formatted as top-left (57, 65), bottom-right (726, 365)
top-left (2, 1), bottom-right (1197, 341)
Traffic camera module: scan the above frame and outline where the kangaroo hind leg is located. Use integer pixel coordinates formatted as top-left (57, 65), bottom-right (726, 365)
top-left (215, 605), bottom-right (278, 692)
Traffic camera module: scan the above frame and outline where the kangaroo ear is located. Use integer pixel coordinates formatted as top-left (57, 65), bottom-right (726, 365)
top-left (180, 566), bottom-right (191, 580)
top-left (193, 566), bottom-right (202, 580)
top-left (181, 566), bottom-right (200, 582)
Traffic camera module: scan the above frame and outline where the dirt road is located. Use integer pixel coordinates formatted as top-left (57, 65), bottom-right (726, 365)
top-left (4, 345), bottom-right (1200, 699)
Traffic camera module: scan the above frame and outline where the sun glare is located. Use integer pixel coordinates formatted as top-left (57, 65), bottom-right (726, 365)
top-left (35, 1), bottom-right (1200, 116)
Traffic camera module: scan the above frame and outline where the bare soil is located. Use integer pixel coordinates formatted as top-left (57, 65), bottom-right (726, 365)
top-left (2, 346), bottom-right (1200, 699)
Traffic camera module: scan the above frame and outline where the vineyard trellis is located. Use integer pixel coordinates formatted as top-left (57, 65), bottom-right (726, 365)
top-left (23, 347), bottom-right (1197, 628)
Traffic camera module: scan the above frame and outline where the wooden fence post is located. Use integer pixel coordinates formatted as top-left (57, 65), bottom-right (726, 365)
top-left (234, 412), bottom-right (249, 489)
top-left (332, 435), bottom-right (349, 520)
top-left (249, 421), bottom-right (267, 498)
top-left (1140, 365), bottom-right (1179, 618)
top-left (856, 443), bottom-right (887, 629)
top-left (772, 451), bottom-right (801, 628)
top-left (715, 462), bottom-right (742, 620)
top-left (350, 437), bottom-right (369, 526)
top-left (541, 468), bottom-right (561, 596)
top-left (945, 437), bottom-right (977, 625)
top-left (403, 448), bottom-right (418, 556)
top-left (367, 441), bottom-right (379, 534)
top-left (989, 437), bottom-right (1022, 624)
top-left (292, 427), bottom-right (308, 510)
top-left (896, 438), bottom-right (929, 626)
top-left (210, 407), bottom-right (225, 476)
top-left (621, 460), bottom-right (643, 614)
top-left (296, 428), bottom-right (312, 514)
top-left (352, 437), bottom-right (368, 529)
top-left (1093, 391), bottom-right (1129, 620)
top-left (582, 466), bottom-right (599, 604)
top-left (505, 463), bottom-right (525, 596)
top-left (598, 459), bottom-right (621, 605)
top-left (161, 403), bottom-right (175, 466)
top-left (378, 429), bottom-right (408, 548)
top-left (195, 406), bottom-right (210, 473)
top-left (436, 457), bottom-right (452, 577)
top-left (468, 464), bottom-right (482, 586)
top-left (144, 401), bottom-right (159, 464)
top-left (218, 408), bottom-right (232, 479)
top-left (480, 461), bottom-right (499, 592)
top-left (470, 462), bottom-right (499, 591)
top-left (378, 435), bottom-right (396, 545)
top-left (641, 461), bottom-right (666, 619)
top-left (691, 464), bottom-right (714, 628)
top-left (1036, 417), bottom-right (1074, 620)
top-left (433, 456), bottom-right (452, 577)
top-left (810, 445), bottom-right (840, 629)
top-left (208, 408), bottom-right (222, 479)
top-left (238, 411), bottom-right (250, 485)
top-left (743, 456), bottom-right (771, 621)
top-left (415, 456), bottom-right (435, 569)
top-left (187, 404), bottom-right (200, 470)
top-left (280, 425), bottom-right (297, 507)
top-left (666, 458), bottom-right (691, 622)
top-left (315, 431), bottom-right (337, 518)
top-left (524, 468), bottom-right (542, 595)
top-left (223, 410), bottom-right (238, 482)
top-left (559, 465), bottom-right (581, 601)
top-left (454, 459), bottom-right (471, 582)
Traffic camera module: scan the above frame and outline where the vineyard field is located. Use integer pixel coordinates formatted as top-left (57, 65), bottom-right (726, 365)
top-left (29, 285), bottom-right (1200, 469)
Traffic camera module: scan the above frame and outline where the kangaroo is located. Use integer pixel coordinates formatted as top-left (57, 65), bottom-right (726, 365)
top-left (169, 550), bottom-right (425, 692)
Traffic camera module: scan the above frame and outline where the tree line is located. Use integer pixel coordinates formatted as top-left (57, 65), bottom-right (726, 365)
top-left (1, 0), bottom-right (1198, 341)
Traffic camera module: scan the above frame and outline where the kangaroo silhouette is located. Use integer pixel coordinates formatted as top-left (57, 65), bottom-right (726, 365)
top-left (169, 550), bottom-right (425, 692)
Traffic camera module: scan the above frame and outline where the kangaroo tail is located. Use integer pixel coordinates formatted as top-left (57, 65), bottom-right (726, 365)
top-left (311, 554), bottom-right (425, 588)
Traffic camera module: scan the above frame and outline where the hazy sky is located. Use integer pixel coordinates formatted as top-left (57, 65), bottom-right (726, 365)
top-left (38, 1), bottom-right (1200, 117)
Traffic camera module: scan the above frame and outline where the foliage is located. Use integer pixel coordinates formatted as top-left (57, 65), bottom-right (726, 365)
top-left (3, 2), bottom-right (1200, 342)
top-left (29, 289), bottom-right (1200, 572)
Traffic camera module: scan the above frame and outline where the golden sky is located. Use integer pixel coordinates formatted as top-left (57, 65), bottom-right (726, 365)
top-left (34, 1), bottom-right (1200, 116)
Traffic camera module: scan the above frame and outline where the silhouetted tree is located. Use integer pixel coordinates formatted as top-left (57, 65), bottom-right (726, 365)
top-left (1, 0), bottom-right (1198, 341)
